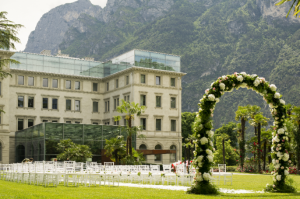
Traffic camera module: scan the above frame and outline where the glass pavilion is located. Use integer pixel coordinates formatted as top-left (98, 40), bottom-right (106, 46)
top-left (15, 123), bottom-right (135, 163)
top-left (10, 49), bottom-right (181, 78)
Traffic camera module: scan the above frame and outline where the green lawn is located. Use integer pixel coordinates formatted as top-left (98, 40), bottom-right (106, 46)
top-left (1, 175), bottom-right (300, 199)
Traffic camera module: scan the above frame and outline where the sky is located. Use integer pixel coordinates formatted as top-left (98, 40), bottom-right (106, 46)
top-left (2, 0), bottom-right (108, 51)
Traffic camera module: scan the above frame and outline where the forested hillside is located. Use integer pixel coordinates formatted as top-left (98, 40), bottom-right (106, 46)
top-left (26, 0), bottom-right (300, 129)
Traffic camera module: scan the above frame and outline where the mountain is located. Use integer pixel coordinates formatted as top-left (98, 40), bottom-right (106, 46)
top-left (24, 0), bottom-right (300, 129)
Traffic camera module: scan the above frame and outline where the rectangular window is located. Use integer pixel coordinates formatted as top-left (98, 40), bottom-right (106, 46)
top-left (52, 99), bottom-right (58, 109)
top-left (18, 119), bottom-right (24, 130)
top-left (124, 119), bottom-right (127, 126)
top-left (66, 80), bottom-right (71, 89)
top-left (18, 76), bottom-right (24, 85)
top-left (75, 121), bottom-right (80, 124)
top-left (140, 95), bottom-right (146, 106)
top-left (114, 98), bottom-right (119, 110)
top-left (28, 119), bottom-right (34, 128)
top-left (52, 79), bottom-right (58, 88)
top-left (115, 79), bottom-right (119, 88)
top-left (93, 83), bottom-right (98, 91)
top-left (43, 98), bottom-right (48, 109)
top-left (114, 121), bottom-right (119, 125)
top-left (171, 78), bottom-right (175, 87)
top-left (155, 154), bottom-right (161, 162)
top-left (93, 101), bottom-right (98, 112)
top-left (66, 121), bottom-right (71, 124)
top-left (105, 101), bottom-right (110, 112)
top-left (106, 82), bottom-right (109, 91)
top-left (52, 120), bottom-right (57, 123)
top-left (171, 120), bottom-right (176, 131)
top-left (141, 74), bottom-right (146, 84)
top-left (75, 81), bottom-right (80, 90)
top-left (75, 100), bottom-right (80, 111)
top-left (43, 78), bottom-right (48, 87)
top-left (43, 120), bottom-right (48, 122)
top-left (66, 100), bottom-right (71, 110)
top-left (28, 97), bottom-right (34, 108)
top-left (140, 118), bottom-right (146, 130)
top-left (156, 119), bottom-right (161, 131)
top-left (156, 76), bottom-right (160, 85)
top-left (126, 76), bottom-right (129, 85)
top-left (156, 96), bottom-right (161, 107)
top-left (18, 96), bottom-right (24, 107)
top-left (171, 97), bottom-right (176, 108)
top-left (93, 122), bottom-right (98, 125)
top-left (127, 95), bottom-right (130, 102)
top-left (28, 77), bottom-right (34, 86)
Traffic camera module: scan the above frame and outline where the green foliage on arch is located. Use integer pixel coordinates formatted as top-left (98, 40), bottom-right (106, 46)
top-left (187, 72), bottom-right (296, 195)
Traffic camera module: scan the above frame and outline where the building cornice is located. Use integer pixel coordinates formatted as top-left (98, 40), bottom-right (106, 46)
top-left (102, 67), bottom-right (186, 81)
top-left (10, 67), bottom-right (186, 82)
top-left (0, 50), bottom-right (15, 57)
top-left (10, 69), bottom-right (103, 81)
top-left (134, 83), bottom-right (182, 90)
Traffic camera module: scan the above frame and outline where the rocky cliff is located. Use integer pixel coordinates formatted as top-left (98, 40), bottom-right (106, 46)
top-left (24, 0), bottom-right (174, 54)
top-left (24, 0), bottom-right (102, 54)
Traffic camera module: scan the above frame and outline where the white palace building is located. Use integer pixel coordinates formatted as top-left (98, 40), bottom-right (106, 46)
top-left (0, 49), bottom-right (186, 164)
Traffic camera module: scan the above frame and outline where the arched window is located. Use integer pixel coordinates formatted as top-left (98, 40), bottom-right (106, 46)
top-left (139, 144), bottom-right (147, 150)
top-left (170, 145), bottom-right (176, 162)
top-left (0, 142), bottom-right (2, 162)
top-left (155, 144), bottom-right (162, 162)
top-left (139, 144), bottom-right (147, 161)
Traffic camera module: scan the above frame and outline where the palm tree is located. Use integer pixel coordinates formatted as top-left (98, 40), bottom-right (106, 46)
top-left (219, 134), bottom-right (229, 164)
top-left (247, 105), bottom-right (261, 136)
top-left (253, 114), bottom-right (269, 172)
top-left (104, 136), bottom-right (126, 165)
top-left (114, 99), bottom-right (146, 156)
top-left (0, 11), bottom-right (23, 78)
top-left (261, 128), bottom-right (273, 171)
top-left (235, 106), bottom-right (250, 169)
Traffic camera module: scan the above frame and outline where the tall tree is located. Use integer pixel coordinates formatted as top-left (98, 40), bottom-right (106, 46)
top-left (181, 112), bottom-right (197, 140)
top-left (252, 114), bottom-right (269, 172)
top-left (0, 11), bottom-right (23, 78)
top-left (247, 105), bottom-right (261, 136)
top-left (261, 128), bottom-right (273, 171)
top-left (235, 106), bottom-right (250, 169)
top-left (114, 99), bottom-right (145, 156)
top-left (214, 122), bottom-right (238, 148)
top-left (182, 112), bottom-right (196, 158)
top-left (220, 134), bottom-right (229, 164)
top-left (213, 136), bottom-right (239, 166)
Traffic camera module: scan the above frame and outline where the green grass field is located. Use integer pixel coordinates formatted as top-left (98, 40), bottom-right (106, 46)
top-left (1, 175), bottom-right (300, 199)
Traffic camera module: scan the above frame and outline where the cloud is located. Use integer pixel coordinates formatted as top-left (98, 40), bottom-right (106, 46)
top-left (2, 0), bottom-right (107, 51)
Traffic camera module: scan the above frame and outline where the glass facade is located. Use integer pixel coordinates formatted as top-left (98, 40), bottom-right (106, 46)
top-left (112, 50), bottom-right (180, 72)
top-left (10, 50), bottom-right (180, 79)
top-left (15, 123), bottom-right (136, 163)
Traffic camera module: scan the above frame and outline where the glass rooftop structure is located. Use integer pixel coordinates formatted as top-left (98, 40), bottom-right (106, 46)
top-left (10, 49), bottom-right (180, 78)
top-left (15, 123), bottom-right (135, 163)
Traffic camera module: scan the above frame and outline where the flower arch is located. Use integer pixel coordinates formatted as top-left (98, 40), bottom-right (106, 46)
top-left (187, 72), bottom-right (293, 194)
